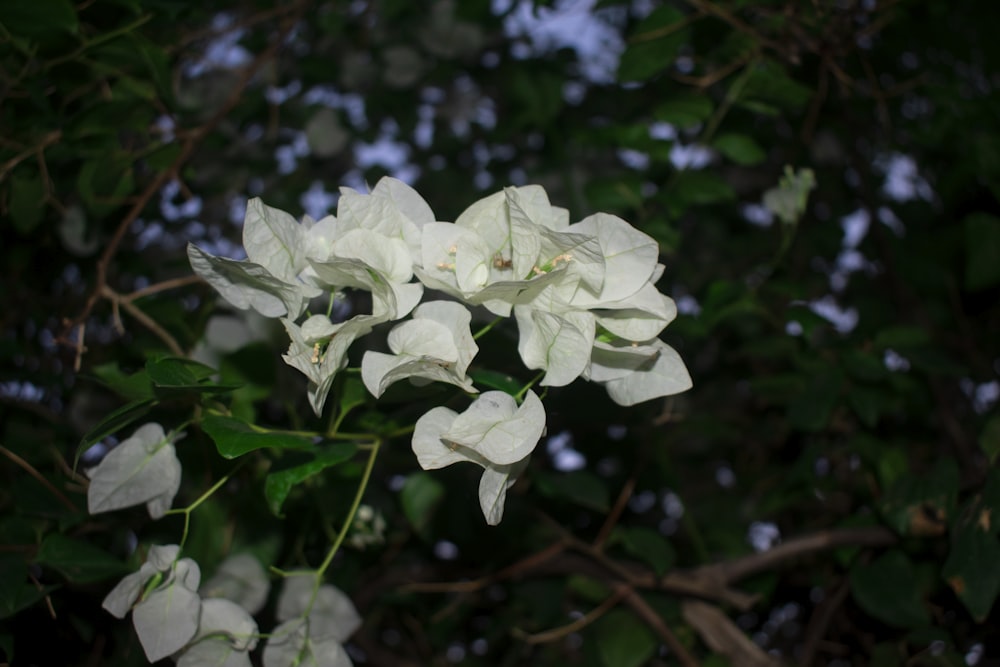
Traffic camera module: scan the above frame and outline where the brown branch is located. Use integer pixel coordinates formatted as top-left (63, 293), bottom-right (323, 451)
top-left (0, 445), bottom-right (79, 514)
top-left (593, 474), bottom-right (636, 549)
top-left (694, 525), bottom-right (896, 584)
top-left (62, 4), bottom-right (308, 368)
top-left (100, 286), bottom-right (184, 356)
top-left (124, 274), bottom-right (204, 302)
top-left (513, 588), bottom-right (627, 645)
top-left (682, 600), bottom-right (780, 667)
top-left (616, 583), bottom-right (700, 667)
top-left (682, 0), bottom-right (789, 60)
top-left (401, 540), bottom-right (568, 594)
top-left (800, 579), bottom-right (850, 667)
top-left (0, 130), bottom-right (61, 182)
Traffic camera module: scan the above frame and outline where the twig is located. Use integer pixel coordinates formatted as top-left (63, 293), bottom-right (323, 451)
top-left (401, 540), bottom-right (568, 594)
top-left (696, 525), bottom-right (896, 584)
top-left (800, 579), bottom-right (850, 666)
top-left (62, 6), bottom-right (307, 368)
top-left (0, 445), bottom-right (79, 513)
top-left (682, 0), bottom-right (788, 60)
top-left (100, 285), bottom-right (185, 356)
top-left (514, 587), bottom-right (627, 645)
top-left (617, 583), bottom-right (700, 667)
top-left (0, 130), bottom-right (61, 182)
top-left (593, 474), bottom-right (636, 549)
top-left (124, 275), bottom-right (205, 302)
top-left (683, 599), bottom-right (779, 667)
top-left (27, 570), bottom-right (57, 620)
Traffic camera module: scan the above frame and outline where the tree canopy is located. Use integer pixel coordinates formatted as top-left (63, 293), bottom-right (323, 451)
top-left (2, 0), bottom-right (999, 665)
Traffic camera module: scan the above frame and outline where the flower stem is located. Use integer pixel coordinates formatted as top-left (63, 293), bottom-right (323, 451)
top-left (513, 371), bottom-right (545, 401)
top-left (473, 316), bottom-right (505, 341)
top-left (315, 438), bottom-right (382, 579)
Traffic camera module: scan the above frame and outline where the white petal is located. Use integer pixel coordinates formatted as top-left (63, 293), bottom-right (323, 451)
top-left (242, 198), bottom-right (306, 282)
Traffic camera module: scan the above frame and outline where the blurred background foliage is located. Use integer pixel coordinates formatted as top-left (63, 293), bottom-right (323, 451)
top-left (2, 0), bottom-right (999, 664)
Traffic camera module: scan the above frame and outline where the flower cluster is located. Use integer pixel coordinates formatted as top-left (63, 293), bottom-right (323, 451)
top-left (188, 177), bottom-right (691, 524)
top-left (102, 543), bottom-right (358, 666)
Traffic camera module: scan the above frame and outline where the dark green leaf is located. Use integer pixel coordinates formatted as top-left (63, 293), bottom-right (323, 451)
top-left (711, 133), bottom-right (767, 166)
top-left (535, 470), bottom-right (609, 512)
top-left (8, 171), bottom-right (47, 234)
top-left (0, 0), bottom-right (78, 37)
top-left (0, 556), bottom-right (51, 620)
top-left (77, 398), bottom-right (157, 459)
top-left (618, 7), bottom-right (688, 81)
top-left (979, 416), bottom-right (1000, 465)
top-left (739, 61), bottom-right (812, 112)
top-left (596, 608), bottom-right (657, 667)
top-left (87, 363), bottom-right (154, 400)
top-left (263, 444), bottom-right (358, 516)
top-left (964, 212), bottom-right (1000, 290)
top-left (872, 326), bottom-right (931, 350)
top-left (788, 371), bottom-right (841, 431)
top-left (400, 471), bottom-right (445, 539)
top-left (849, 550), bottom-right (929, 628)
top-left (612, 526), bottom-right (675, 576)
top-left (467, 369), bottom-right (523, 396)
top-left (200, 414), bottom-right (314, 459)
top-left (654, 95), bottom-right (714, 128)
top-left (673, 171), bottom-right (736, 207)
top-left (34, 534), bottom-right (128, 583)
top-left (942, 526), bottom-right (1000, 622)
top-left (145, 357), bottom-right (240, 396)
top-left (881, 460), bottom-right (959, 537)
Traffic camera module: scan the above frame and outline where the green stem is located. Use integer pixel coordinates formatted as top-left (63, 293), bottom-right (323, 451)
top-left (43, 14), bottom-right (154, 71)
top-left (164, 465), bottom-right (241, 549)
top-left (473, 316), bottom-right (505, 341)
top-left (315, 438), bottom-right (382, 579)
top-left (513, 371), bottom-right (545, 402)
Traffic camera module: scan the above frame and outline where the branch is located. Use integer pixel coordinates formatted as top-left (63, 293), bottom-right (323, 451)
top-left (683, 600), bottom-right (780, 667)
top-left (62, 4), bottom-right (308, 367)
top-left (615, 582), bottom-right (700, 667)
top-left (694, 525), bottom-right (896, 584)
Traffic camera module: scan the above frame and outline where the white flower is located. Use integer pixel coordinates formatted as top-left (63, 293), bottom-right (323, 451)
top-left (411, 391), bottom-right (545, 524)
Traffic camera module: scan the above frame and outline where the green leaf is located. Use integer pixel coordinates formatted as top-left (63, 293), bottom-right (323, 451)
top-left (964, 212), bottom-right (1000, 290)
top-left (34, 534), bottom-right (128, 583)
top-left (536, 470), bottom-right (609, 512)
top-left (596, 608), bottom-right (658, 667)
top-left (612, 526), bottom-right (676, 576)
top-left (618, 6), bottom-right (688, 82)
top-left (788, 371), bottom-right (841, 431)
top-left (849, 550), bottom-right (929, 628)
top-left (146, 357), bottom-right (239, 396)
top-left (0, 555), bottom-right (51, 620)
top-left (0, 0), bottom-right (78, 38)
top-left (87, 362), bottom-right (154, 400)
top-left (881, 460), bottom-right (959, 537)
top-left (468, 369), bottom-right (522, 395)
top-left (8, 171), bottom-right (47, 233)
top-left (872, 325), bottom-right (931, 349)
top-left (943, 527), bottom-right (1000, 622)
top-left (76, 158), bottom-right (135, 219)
top-left (673, 171), bottom-right (736, 207)
top-left (711, 133), bottom-right (767, 166)
top-left (654, 95), bottom-right (714, 129)
top-left (739, 61), bottom-right (812, 112)
top-left (400, 471), bottom-right (445, 539)
top-left (263, 444), bottom-right (357, 516)
top-left (78, 397), bottom-right (157, 455)
top-left (979, 416), bottom-right (1000, 464)
top-left (201, 414), bottom-right (314, 459)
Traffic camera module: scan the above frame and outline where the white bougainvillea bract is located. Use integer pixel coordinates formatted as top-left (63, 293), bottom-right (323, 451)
top-left (186, 177), bottom-right (692, 524)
